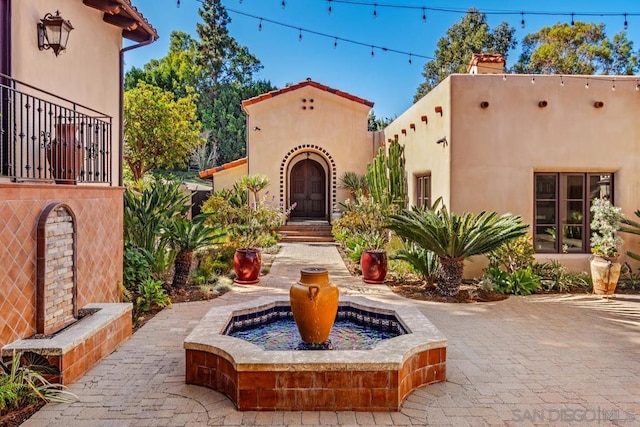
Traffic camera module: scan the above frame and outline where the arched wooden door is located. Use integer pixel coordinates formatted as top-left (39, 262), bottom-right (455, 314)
top-left (290, 159), bottom-right (326, 219)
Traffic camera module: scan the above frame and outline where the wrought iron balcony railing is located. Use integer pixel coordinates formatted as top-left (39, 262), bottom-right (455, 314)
top-left (0, 73), bottom-right (113, 185)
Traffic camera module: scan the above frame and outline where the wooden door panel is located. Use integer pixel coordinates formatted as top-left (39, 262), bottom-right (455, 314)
top-left (289, 159), bottom-right (326, 218)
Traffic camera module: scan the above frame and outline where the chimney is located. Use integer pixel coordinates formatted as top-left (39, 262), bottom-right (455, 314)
top-left (467, 53), bottom-right (505, 75)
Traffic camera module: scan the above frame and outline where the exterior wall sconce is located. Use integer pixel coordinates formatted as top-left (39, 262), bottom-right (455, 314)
top-left (421, 115), bottom-right (428, 123)
top-left (436, 137), bottom-right (448, 147)
top-left (538, 100), bottom-right (548, 108)
top-left (401, 129), bottom-right (407, 135)
top-left (435, 106), bottom-right (443, 116)
top-left (480, 101), bottom-right (489, 109)
top-left (410, 123), bottom-right (416, 130)
top-left (594, 101), bottom-right (604, 108)
top-left (38, 11), bottom-right (74, 56)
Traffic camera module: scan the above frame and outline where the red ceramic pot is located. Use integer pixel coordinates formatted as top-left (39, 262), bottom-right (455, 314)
top-left (233, 248), bottom-right (261, 284)
top-left (360, 249), bottom-right (387, 284)
top-left (46, 123), bottom-right (83, 184)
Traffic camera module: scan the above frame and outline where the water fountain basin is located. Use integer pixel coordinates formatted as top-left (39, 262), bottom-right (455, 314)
top-left (184, 296), bottom-right (447, 411)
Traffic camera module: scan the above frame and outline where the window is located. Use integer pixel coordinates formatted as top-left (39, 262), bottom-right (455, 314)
top-left (534, 173), bottom-right (613, 253)
top-left (416, 174), bottom-right (431, 208)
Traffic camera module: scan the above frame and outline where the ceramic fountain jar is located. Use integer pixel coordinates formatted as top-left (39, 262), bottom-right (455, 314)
top-left (46, 123), bottom-right (83, 184)
top-left (289, 267), bottom-right (339, 344)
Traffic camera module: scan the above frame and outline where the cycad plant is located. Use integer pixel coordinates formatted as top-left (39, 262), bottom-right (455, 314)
top-left (163, 215), bottom-right (226, 288)
top-left (339, 171), bottom-right (369, 198)
top-left (388, 200), bottom-right (528, 296)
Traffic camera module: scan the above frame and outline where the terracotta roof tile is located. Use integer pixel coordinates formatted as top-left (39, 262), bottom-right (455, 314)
top-left (199, 157), bottom-right (247, 179)
top-left (242, 79), bottom-right (374, 109)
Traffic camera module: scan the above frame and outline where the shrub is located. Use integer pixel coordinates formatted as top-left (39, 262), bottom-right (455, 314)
top-left (485, 266), bottom-right (541, 295)
top-left (533, 261), bottom-right (591, 293)
top-left (487, 236), bottom-right (535, 274)
top-left (590, 198), bottom-right (623, 258)
top-left (136, 278), bottom-right (171, 312)
top-left (392, 240), bottom-right (439, 285)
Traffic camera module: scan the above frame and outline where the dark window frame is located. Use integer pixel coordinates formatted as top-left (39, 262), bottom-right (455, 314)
top-left (416, 173), bottom-right (431, 208)
top-left (534, 172), bottom-right (614, 254)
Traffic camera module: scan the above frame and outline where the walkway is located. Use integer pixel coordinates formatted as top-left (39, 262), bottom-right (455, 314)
top-left (25, 243), bottom-right (640, 426)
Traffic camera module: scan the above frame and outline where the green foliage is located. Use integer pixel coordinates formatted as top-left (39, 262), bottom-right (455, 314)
top-left (163, 215), bottom-right (226, 288)
top-left (514, 22), bottom-right (639, 75)
top-left (388, 199), bottom-right (529, 296)
top-left (484, 266), bottom-right (541, 296)
top-left (240, 174), bottom-right (269, 207)
top-left (415, 8), bottom-right (516, 100)
top-left (124, 82), bottom-right (204, 181)
top-left (392, 240), bottom-right (440, 285)
top-left (0, 351), bottom-right (76, 415)
top-left (339, 171), bottom-right (369, 198)
top-left (533, 261), bottom-right (591, 293)
top-left (367, 111), bottom-right (392, 131)
top-left (366, 139), bottom-right (406, 210)
top-left (590, 198), bottom-right (623, 258)
top-left (487, 236), bottom-right (535, 274)
top-left (123, 243), bottom-right (151, 289)
top-left (136, 279), bottom-right (171, 312)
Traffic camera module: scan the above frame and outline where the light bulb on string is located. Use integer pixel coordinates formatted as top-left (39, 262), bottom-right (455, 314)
top-left (521, 12), bottom-right (525, 29)
top-left (371, 46), bottom-right (375, 58)
top-left (422, 8), bottom-right (427, 23)
top-left (503, 74), bottom-right (507, 81)
top-left (328, 0), bottom-right (332, 15)
top-left (373, 4), bottom-right (378, 19)
top-left (624, 14), bottom-right (628, 30)
top-left (298, 28), bottom-right (302, 41)
top-left (636, 80), bottom-right (639, 91)
top-left (585, 78), bottom-right (590, 89)
top-left (409, 54), bottom-right (412, 65)
top-left (560, 76), bottom-right (564, 87)
top-left (333, 37), bottom-right (338, 49)
top-left (531, 76), bottom-right (535, 85)
top-left (177, 0), bottom-right (180, 7)
top-left (282, 0), bottom-right (286, 9)
top-left (612, 79), bottom-right (616, 91)
top-left (571, 13), bottom-right (575, 26)
top-left (258, 19), bottom-right (263, 31)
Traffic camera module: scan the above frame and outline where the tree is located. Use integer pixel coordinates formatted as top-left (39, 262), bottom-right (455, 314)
top-left (514, 22), bottom-right (639, 75)
top-left (124, 82), bottom-right (203, 181)
top-left (388, 200), bottom-right (528, 296)
top-left (415, 9), bottom-right (516, 101)
top-left (367, 111), bottom-right (392, 131)
top-left (125, 32), bottom-right (202, 98)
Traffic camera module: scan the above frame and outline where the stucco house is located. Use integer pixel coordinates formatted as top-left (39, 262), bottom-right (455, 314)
top-left (0, 0), bottom-right (156, 382)
top-left (202, 56), bottom-right (640, 277)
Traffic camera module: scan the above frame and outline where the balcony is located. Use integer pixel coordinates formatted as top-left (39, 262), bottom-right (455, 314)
top-left (0, 73), bottom-right (113, 185)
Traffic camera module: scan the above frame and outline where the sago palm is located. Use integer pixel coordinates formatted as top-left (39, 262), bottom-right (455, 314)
top-left (163, 216), bottom-right (225, 288)
top-left (388, 201), bottom-right (528, 296)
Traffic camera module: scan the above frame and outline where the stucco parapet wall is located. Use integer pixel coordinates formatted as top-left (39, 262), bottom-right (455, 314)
top-left (184, 296), bottom-right (447, 371)
top-left (241, 79), bottom-right (374, 111)
top-left (1, 303), bottom-right (132, 356)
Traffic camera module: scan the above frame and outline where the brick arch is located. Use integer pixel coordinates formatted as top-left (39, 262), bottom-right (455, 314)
top-left (280, 145), bottom-right (337, 214)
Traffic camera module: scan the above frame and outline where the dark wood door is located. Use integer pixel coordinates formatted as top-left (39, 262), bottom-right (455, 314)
top-left (290, 159), bottom-right (325, 218)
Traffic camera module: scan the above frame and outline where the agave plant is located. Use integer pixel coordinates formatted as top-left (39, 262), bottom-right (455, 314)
top-left (163, 215), bottom-right (226, 288)
top-left (388, 199), bottom-right (529, 296)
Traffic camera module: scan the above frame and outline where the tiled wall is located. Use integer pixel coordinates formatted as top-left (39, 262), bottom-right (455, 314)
top-left (0, 184), bottom-right (124, 346)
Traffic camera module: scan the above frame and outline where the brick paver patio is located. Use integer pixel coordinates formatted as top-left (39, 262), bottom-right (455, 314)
top-left (24, 243), bottom-right (640, 426)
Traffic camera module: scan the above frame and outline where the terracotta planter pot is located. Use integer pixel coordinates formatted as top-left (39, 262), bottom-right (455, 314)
top-left (233, 248), bottom-right (261, 284)
top-left (590, 256), bottom-right (621, 295)
top-left (361, 249), bottom-right (388, 284)
top-left (290, 267), bottom-right (339, 344)
top-left (46, 123), bottom-right (83, 184)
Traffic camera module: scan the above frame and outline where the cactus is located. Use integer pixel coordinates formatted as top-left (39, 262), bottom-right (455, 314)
top-left (366, 139), bottom-right (406, 210)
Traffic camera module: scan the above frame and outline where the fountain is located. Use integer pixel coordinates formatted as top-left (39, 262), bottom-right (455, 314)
top-left (184, 269), bottom-right (447, 411)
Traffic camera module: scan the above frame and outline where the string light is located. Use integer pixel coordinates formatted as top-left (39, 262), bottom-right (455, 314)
top-left (258, 18), bottom-right (263, 31)
top-left (502, 74), bottom-right (507, 81)
top-left (571, 13), bottom-right (575, 26)
top-left (521, 12), bottom-right (525, 29)
top-left (371, 45), bottom-right (375, 58)
top-left (328, 0), bottom-right (333, 14)
top-left (333, 37), bottom-right (338, 49)
top-left (177, 0), bottom-right (180, 7)
top-left (298, 28), bottom-right (302, 41)
top-left (422, 7), bottom-right (427, 23)
top-left (409, 53), bottom-right (412, 65)
top-left (624, 13), bottom-right (628, 30)
top-left (560, 76), bottom-right (564, 87)
top-left (612, 79), bottom-right (616, 91)
top-left (531, 76), bottom-right (535, 85)
top-left (636, 80), bottom-right (640, 91)
top-left (373, 3), bottom-right (377, 19)
top-left (281, 0), bottom-right (286, 9)
top-left (585, 78), bottom-right (590, 89)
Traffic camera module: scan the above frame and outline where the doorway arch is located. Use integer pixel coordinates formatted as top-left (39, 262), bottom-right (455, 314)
top-left (289, 158), bottom-right (326, 219)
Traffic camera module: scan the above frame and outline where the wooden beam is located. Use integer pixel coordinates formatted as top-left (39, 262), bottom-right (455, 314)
top-left (103, 13), bottom-right (138, 31)
top-left (83, 0), bottom-right (122, 15)
top-left (123, 29), bottom-right (149, 43)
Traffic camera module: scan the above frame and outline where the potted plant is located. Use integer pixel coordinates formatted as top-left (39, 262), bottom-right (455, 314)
top-left (589, 198), bottom-right (624, 296)
top-left (360, 230), bottom-right (388, 284)
top-left (232, 219), bottom-right (263, 284)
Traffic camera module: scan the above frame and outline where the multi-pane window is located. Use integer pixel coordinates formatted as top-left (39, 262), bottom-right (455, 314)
top-left (534, 173), bottom-right (613, 253)
top-left (416, 174), bottom-right (431, 208)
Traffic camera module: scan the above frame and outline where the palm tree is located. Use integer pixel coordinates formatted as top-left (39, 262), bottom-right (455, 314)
top-left (240, 174), bottom-right (269, 208)
top-left (388, 201), bottom-right (528, 296)
top-left (163, 216), bottom-right (225, 288)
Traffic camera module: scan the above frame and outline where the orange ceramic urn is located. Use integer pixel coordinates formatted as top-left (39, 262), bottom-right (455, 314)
top-left (289, 267), bottom-right (339, 344)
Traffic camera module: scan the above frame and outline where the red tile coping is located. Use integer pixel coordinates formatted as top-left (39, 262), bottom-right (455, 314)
top-left (1, 303), bottom-right (132, 385)
top-left (199, 157), bottom-right (247, 180)
top-left (186, 347), bottom-right (446, 411)
top-left (183, 296), bottom-right (448, 412)
top-left (241, 79), bottom-right (375, 109)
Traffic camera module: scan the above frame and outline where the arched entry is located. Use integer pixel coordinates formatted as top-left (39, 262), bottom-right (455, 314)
top-left (290, 159), bottom-right (326, 219)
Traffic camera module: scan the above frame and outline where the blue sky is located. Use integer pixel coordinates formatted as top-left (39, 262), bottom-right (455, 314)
top-left (126, 0), bottom-right (640, 118)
